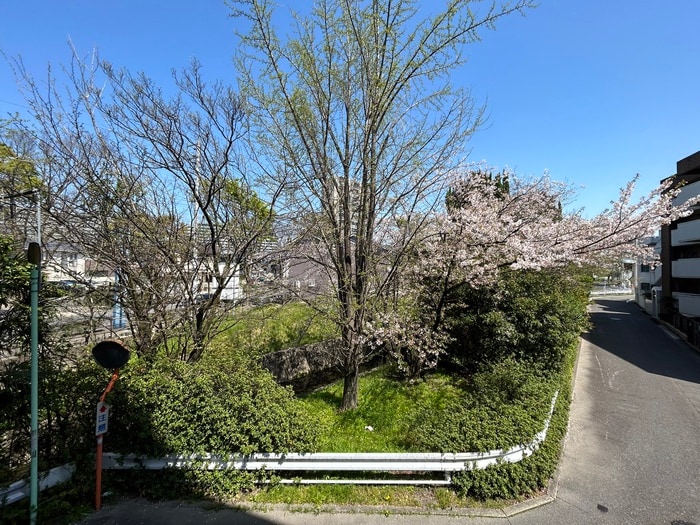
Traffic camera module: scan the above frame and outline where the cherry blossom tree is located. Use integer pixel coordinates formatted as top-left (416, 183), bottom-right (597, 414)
top-left (412, 169), bottom-right (697, 333)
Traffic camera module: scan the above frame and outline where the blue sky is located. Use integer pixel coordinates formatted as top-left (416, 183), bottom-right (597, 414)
top-left (1, 1), bottom-right (699, 216)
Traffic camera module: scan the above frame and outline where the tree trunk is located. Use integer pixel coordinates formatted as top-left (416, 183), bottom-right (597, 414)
top-left (187, 307), bottom-right (206, 362)
top-left (340, 362), bottom-right (359, 411)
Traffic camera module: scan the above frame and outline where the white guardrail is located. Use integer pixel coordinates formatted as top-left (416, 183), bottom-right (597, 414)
top-left (0, 464), bottom-right (75, 507)
top-left (2, 392), bottom-right (558, 504)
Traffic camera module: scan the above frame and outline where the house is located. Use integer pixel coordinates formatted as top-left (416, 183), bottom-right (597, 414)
top-left (43, 243), bottom-right (114, 288)
top-left (194, 261), bottom-right (243, 302)
top-left (660, 150), bottom-right (700, 326)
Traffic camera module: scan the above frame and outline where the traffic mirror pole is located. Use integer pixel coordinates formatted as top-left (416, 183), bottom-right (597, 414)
top-left (91, 339), bottom-right (130, 511)
top-left (95, 370), bottom-right (119, 511)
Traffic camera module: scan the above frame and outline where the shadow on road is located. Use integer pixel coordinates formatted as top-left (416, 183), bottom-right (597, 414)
top-left (76, 498), bottom-right (289, 525)
top-left (582, 298), bottom-right (700, 385)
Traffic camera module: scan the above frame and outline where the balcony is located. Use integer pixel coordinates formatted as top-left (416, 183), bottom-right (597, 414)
top-left (673, 179), bottom-right (700, 208)
top-left (671, 218), bottom-right (700, 246)
top-left (672, 258), bottom-right (700, 279)
top-left (672, 292), bottom-right (700, 317)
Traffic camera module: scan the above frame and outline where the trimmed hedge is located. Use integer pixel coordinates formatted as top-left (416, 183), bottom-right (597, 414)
top-left (443, 267), bottom-right (591, 374)
top-left (432, 267), bottom-right (589, 499)
top-left (407, 359), bottom-right (556, 453)
top-left (107, 353), bottom-right (320, 457)
top-left (450, 341), bottom-right (577, 499)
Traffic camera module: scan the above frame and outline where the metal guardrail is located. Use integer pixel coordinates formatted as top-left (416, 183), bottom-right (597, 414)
top-left (0, 464), bottom-right (75, 507)
top-left (1, 391), bottom-right (559, 502)
top-left (102, 392), bottom-right (559, 485)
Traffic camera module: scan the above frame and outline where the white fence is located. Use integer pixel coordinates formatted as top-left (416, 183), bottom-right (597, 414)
top-left (2, 392), bottom-right (558, 504)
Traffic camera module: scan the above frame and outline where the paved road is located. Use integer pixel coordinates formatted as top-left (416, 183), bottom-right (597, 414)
top-left (75, 297), bottom-right (700, 524)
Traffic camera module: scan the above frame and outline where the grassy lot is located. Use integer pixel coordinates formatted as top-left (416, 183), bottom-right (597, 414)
top-left (300, 368), bottom-right (465, 452)
top-left (221, 302), bottom-right (338, 355)
top-left (299, 363), bottom-right (555, 454)
top-left (242, 354), bottom-right (566, 508)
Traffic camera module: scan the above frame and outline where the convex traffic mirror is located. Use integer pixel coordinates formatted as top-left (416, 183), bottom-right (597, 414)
top-left (92, 340), bottom-right (130, 370)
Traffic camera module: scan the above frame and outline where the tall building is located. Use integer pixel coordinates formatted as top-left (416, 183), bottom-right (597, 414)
top-left (660, 150), bottom-right (700, 321)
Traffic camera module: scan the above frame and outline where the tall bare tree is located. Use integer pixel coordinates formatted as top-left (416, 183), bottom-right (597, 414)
top-left (232, 0), bottom-right (534, 409)
top-left (11, 50), bottom-right (278, 361)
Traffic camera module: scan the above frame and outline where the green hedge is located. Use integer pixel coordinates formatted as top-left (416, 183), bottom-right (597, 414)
top-left (449, 342), bottom-right (577, 500)
top-left (0, 350), bottom-right (321, 521)
top-left (433, 267), bottom-right (589, 499)
top-left (407, 358), bottom-right (556, 452)
top-left (107, 354), bottom-right (320, 457)
top-left (442, 267), bottom-right (591, 374)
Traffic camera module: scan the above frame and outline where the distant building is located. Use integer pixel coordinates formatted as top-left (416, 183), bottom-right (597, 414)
top-left (43, 243), bottom-right (114, 287)
top-left (660, 150), bottom-right (700, 321)
top-left (635, 236), bottom-right (662, 317)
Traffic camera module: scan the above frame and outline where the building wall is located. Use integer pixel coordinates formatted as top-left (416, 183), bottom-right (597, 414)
top-left (661, 151), bottom-right (700, 319)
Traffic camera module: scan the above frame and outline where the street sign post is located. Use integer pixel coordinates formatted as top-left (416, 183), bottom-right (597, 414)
top-left (91, 340), bottom-right (129, 511)
top-left (95, 402), bottom-right (110, 436)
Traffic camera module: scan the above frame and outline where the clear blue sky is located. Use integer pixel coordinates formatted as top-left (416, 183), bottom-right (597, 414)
top-left (1, 1), bottom-right (699, 216)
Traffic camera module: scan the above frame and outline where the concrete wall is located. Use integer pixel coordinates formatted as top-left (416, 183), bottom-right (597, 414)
top-left (261, 339), bottom-right (385, 393)
top-left (261, 339), bottom-right (345, 392)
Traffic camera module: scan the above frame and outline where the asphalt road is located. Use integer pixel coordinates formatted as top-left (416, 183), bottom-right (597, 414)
top-left (75, 296), bottom-right (700, 525)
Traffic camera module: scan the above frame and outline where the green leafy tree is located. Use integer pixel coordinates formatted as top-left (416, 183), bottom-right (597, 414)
top-left (0, 121), bottom-right (43, 248)
top-left (0, 235), bottom-right (32, 358)
top-left (233, 0), bottom-right (535, 410)
top-left (0, 235), bottom-right (86, 482)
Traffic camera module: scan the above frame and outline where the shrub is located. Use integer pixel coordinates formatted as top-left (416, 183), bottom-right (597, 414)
top-left (407, 359), bottom-right (556, 453)
top-left (1, 346), bottom-right (321, 518)
top-left (450, 342), bottom-right (577, 500)
top-left (442, 267), bottom-right (591, 374)
top-left (107, 353), bottom-right (320, 457)
top-left (0, 351), bottom-right (104, 485)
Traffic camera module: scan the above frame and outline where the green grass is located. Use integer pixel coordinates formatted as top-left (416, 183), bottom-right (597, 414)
top-left (243, 484), bottom-right (493, 509)
top-left (300, 368), bottom-right (465, 452)
top-left (244, 358), bottom-right (567, 509)
top-left (221, 302), bottom-right (338, 355)
top-left (299, 364), bottom-right (555, 454)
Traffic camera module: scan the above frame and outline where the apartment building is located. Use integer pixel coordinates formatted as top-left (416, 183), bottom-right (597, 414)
top-left (660, 150), bottom-right (700, 322)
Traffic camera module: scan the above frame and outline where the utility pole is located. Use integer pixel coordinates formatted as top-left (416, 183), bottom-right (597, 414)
top-left (27, 241), bottom-right (41, 525)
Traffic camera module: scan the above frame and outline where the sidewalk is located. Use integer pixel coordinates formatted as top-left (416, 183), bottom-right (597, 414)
top-left (73, 495), bottom-right (554, 525)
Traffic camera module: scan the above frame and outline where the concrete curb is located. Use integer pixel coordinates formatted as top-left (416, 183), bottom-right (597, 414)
top-left (221, 497), bottom-right (551, 519)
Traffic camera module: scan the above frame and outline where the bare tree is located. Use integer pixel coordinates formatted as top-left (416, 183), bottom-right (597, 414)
top-left (232, 0), bottom-right (534, 409)
top-left (11, 49), bottom-right (278, 361)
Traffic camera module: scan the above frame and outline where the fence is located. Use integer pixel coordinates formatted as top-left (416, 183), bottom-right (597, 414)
top-left (2, 392), bottom-right (558, 504)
